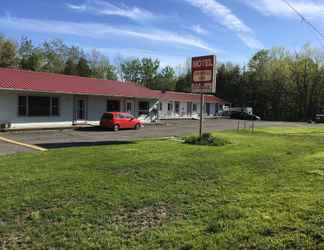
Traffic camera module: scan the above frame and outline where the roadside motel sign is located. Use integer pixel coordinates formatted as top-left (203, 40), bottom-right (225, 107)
top-left (192, 55), bottom-right (217, 94)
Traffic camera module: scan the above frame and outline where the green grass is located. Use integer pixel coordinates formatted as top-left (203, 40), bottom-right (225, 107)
top-left (1, 127), bottom-right (324, 249)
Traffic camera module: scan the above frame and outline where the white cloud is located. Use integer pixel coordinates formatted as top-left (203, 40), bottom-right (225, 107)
top-left (0, 15), bottom-right (218, 53)
top-left (66, 3), bottom-right (87, 11)
top-left (184, 0), bottom-right (263, 49)
top-left (242, 0), bottom-right (324, 19)
top-left (191, 24), bottom-right (208, 34)
top-left (89, 47), bottom-right (187, 67)
top-left (66, 0), bottom-right (156, 22)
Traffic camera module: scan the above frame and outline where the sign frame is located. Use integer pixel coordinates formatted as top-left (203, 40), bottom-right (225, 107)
top-left (191, 55), bottom-right (217, 137)
top-left (191, 55), bottom-right (217, 94)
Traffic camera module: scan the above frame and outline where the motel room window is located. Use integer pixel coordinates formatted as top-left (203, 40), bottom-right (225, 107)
top-left (107, 100), bottom-right (120, 112)
top-left (139, 101), bottom-right (149, 111)
top-left (168, 102), bottom-right (173, 112)
top-left (29, 96), bottom-right (51, 116)
top-left (138, 101), bottom-right (149, 115)
top-left (18, 96), bottom-right (27, 116)
top-left (192, 103), bottom-right (198, 112)
top-left (18, 96), bottom-right (60, 117)
top-left (52, 97), bottom-right (59, 116)
top-left (175, 102), bottom-right (180, 114)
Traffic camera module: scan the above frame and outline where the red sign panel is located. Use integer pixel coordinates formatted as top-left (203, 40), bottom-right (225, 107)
top-left (192, 55), bottom-right (216, 93)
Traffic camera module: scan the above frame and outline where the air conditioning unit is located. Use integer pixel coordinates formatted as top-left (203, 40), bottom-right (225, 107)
top-left (0, 122), bottom-right (11, 131)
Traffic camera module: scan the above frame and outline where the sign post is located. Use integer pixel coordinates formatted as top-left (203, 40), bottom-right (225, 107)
top-left (199, 91), bottom-right (204, 137)
top-left (192, 55), bottom-right (217, 137)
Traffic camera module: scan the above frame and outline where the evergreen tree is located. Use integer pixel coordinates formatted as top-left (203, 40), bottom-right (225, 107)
top-left (64, 58), bottom-right (78, 75)
top-left (77, 57), bottom-right (92, 77)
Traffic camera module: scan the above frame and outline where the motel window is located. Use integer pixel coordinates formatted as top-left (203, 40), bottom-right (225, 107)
top-left (18, 96), bottom-right (60, 117)
top-left (193, 103), bottom-right (198, 112)
top-left (28, 96), bottom-right (51, 116)
top-left (139, 101), bottom-right (149, 111)
top-left (158, 102), bottom-right (163, 111)
top-left (52, 97), bottom-right (59, 116)
top-left (107, 100), bottom-right (120, 112)
top-left (18, 96), bottom-right (27, 116)
top-left (138, 101), bottom-right (150, 115)
top-left (175, 102), bottom-right (180, 114)
top-left (168, 102), bottom-right (173, 112)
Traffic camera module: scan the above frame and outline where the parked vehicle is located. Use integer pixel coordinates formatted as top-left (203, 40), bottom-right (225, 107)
top-left (100, 112), bottom-right (143, 131)
top-left (230, 111), bottom-right (261, 120)
top-left (315, 114), bottom-right (324, 123)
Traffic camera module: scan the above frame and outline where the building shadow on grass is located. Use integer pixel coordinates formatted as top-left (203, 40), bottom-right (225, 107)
top-left (36, 140), bottom-right (134, 149)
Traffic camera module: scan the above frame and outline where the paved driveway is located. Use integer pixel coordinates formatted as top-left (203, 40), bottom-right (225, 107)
top-left (0, 119), bottom-right (317, 154)
top-left (0, 140), bottom-right (33, 156)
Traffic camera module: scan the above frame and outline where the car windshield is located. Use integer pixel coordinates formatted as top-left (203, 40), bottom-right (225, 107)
top-left (121, 114), bottom-right (134, 119)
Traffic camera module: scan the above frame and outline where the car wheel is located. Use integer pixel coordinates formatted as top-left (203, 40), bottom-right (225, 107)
top-left (113, 124), bottom-right (120, 132)
top-left (135, 123), bottom-right (141, 130)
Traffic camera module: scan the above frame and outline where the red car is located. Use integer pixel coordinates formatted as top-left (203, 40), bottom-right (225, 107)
top-left (100, 112), bottom-right (143, 131)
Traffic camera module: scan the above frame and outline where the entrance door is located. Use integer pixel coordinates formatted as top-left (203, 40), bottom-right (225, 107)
top-left (175, 102), bottom-right (180, 114)
top-left (206, 103), bottom-right (211, 116)
top-left (74, 97), bottom-right (88, 124)
top-left (126, 102), bottom-right (133, 114)
top-left (187, 102), bottom-right (192, 117)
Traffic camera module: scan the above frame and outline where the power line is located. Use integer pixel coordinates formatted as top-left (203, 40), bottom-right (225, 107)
top-left (281, 0), bottom-right (324, 45)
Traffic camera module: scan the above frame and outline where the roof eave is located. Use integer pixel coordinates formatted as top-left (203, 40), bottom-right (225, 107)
top-left (0, 88), bottom-right (159, 100)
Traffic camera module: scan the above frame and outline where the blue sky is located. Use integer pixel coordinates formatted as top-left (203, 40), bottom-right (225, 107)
top-left (0, 0), bottom-right (324, 67)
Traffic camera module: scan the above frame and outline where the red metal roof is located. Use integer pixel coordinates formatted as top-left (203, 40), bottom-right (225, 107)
top-left (0, 68), bottom-right (158, 99)
top-left (156, 90), bottom-right (227, 104)
top-left (0, 68), bottom-right (227, 104)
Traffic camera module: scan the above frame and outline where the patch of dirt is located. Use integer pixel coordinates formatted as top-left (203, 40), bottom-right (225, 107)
top-left (112, 203), bottom-right (177, 232)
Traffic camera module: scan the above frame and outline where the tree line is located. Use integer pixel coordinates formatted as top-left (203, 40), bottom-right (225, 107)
top-left (1, 35), bottom-right (324, 121)
top-left (216, 45), bottom-right (324, 121)
top-left (0, 36), bottom-right (191, 92)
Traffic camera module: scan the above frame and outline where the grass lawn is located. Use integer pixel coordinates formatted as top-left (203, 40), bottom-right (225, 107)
top-left (1, 127), bottom-right (324, 249)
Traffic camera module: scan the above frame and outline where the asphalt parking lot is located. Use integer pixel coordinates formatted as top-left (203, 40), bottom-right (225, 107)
top-left (0, 141), bottom-right (33, 156)
top-left (0, 119), bottom-right (318, 155)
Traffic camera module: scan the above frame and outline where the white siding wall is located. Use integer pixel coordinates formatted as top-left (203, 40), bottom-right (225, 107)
top-left (0, 90), bottom-right (223, 128)
top-left (158, 100), bottom-right (220, 119)
top-left (0, 90), bottom-right (74, 129)
top-left (87, 97), bottom-right (152, 125)
top-left (87, 96), bottom-right (108, 125)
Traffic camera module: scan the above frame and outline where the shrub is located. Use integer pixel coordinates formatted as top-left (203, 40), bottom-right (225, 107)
top-left (184, 135), bottom-right (198, 144)
top-left (184, 133), bottom-right (230, 146)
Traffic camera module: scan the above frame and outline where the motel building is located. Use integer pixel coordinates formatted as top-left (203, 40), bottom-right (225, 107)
top-left (0, 68), bottom-right (228, 129)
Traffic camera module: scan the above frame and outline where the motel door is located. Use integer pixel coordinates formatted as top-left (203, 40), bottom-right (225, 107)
top-left (74, 97), bottom-right (88, 124)
top-left (187, 102), bottom-right (192, 116)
